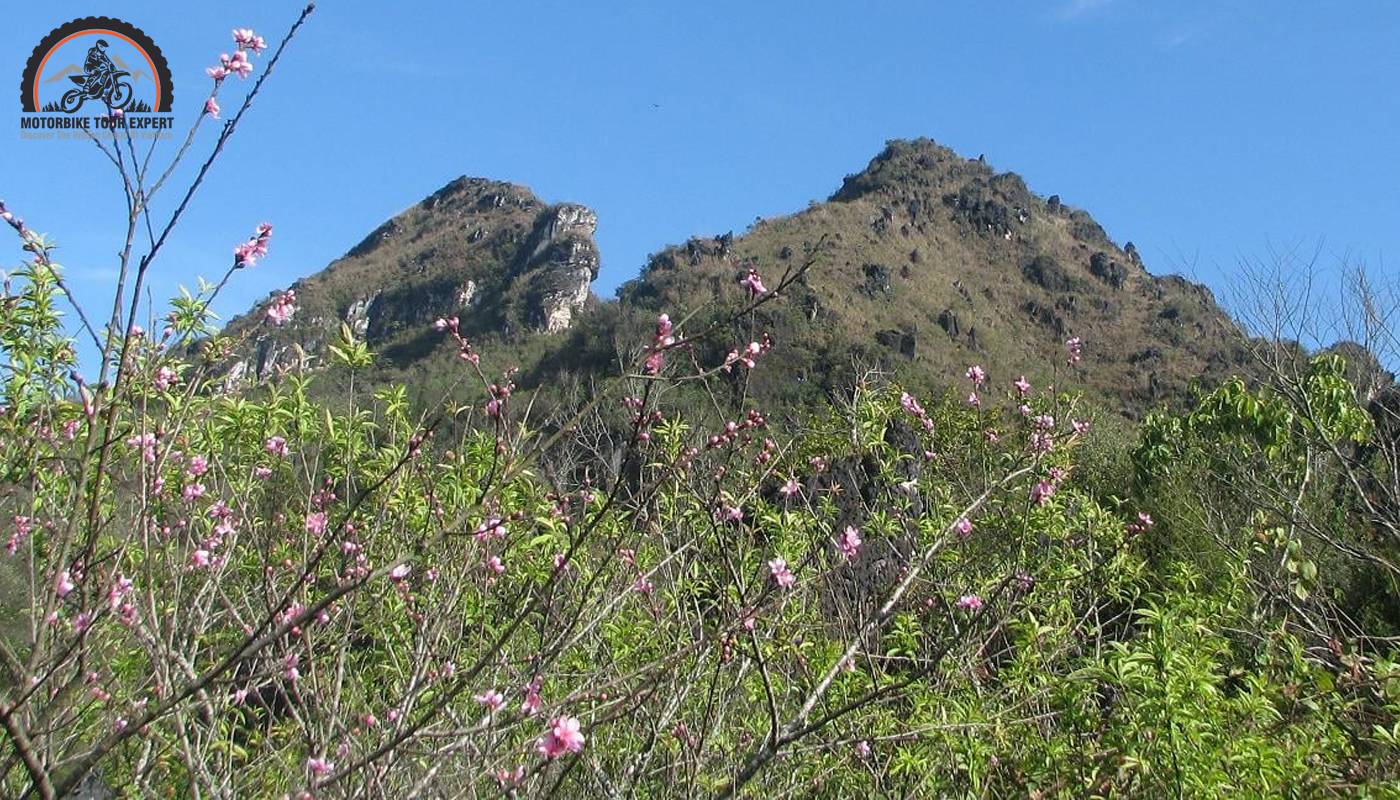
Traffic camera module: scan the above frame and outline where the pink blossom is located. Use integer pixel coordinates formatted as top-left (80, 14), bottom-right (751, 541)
top-left (204, 97), bottom-right (220, 119)
top-left (856, 740), bottom-right (872, 759)
top-left (955, 594), bottom-right (984, 611)
top-left (836, 526), bottom-right (862, 561)
top-left (738, 267), bottom-right (768, 295)
top-left (108, 580), bottom-right (133, 610)
top-left (1126, 512), bottom-right (1156, 535)
top-left (899, 391), bottom-right (925, 417)
top-left (252, 466), bottom-right (273, 480)
top-left (1013, 376), bottom-right (1031, 397)
top-left (1072, 419), bottom-right (1090, 435)
top-left (154, 366), bottom-right (180, 390)
top-left (306, 756), bottom-right (333, 778)
top-left (264, 435), bottom-right (289, 457)
top-left (305, 512), bottom-right (328, 536)
top-left (1065, 336), bottom-right (1083, 365)
top-left (127, 432), bottom-right (157, 462)
top-left (494, 766), bottom-right (527, 787)
top-left (186, 454), bottom-right (209, 478)
top-left (182, 483), bottom-right (206, 502)
top-left (768, 557), bottom-right (796, 589)
top-left (283, 653), bottom-right (300, 683)
top-left (206, 65), bottom-right (229, 81)
top-left (56, 570), bottom-right (76, 598)
top-left (966, 392), bottom-right (981, 408)
top-left (265, 290), bottom-right (296, 326)
top-left (521, 676), bottom-right (543, 715)
top-left (486, 555), bottom-right (506, 575)
top-left (190, 549), bottom-right (212, 569)
top-left (474, 690), bottom-right (505, 711)
top-left (954, 517), bottom-right (973, 538)
top-left (389, 564), bottom-right (411, 581)
top-left (233, 222), bottom-right (272, 267)
top-left (1030, 480), bottom-right (1055, 506)
top-left (474, 517), bottom-right (506, 542)
top-left (221, 50), bottom-right (253, 79)
top-left (232, 28), bottom-right (267, 53)
top-left (537, 716), bottom-right (586, 759)
top-left (779, 478), bottom-right (800, 498)
top-left (965, 365), bottom-right (987, 386)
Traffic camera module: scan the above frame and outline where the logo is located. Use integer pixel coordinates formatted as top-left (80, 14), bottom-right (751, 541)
top-left (19, 17), bottom-right (174, 138)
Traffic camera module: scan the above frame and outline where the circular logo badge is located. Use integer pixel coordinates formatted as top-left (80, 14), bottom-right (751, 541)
top-left (20, 17), bottom-right (173, 114)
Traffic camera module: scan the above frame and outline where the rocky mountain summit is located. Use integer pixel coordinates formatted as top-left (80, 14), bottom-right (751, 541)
top-left (225, 138), bottom-right (1250, 418)
top-left (222, 177), bottom-right (600, 384)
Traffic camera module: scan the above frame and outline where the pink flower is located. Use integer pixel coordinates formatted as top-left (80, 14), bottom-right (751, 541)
top-left (715, 504), bottom-right (743, 523)
top-left (779, 478), bottom-right (800, 498)
top-left (954, 517), bottom-right (973, 538)
top-left (283, 653), bottom-right (300, 682)
top-left (474, 518), bottom-right (506, 542)
top-left (204, 97), bottom-right (220, 119)
top-left (252, 466), bottom-right (273, 480)
top-left (474, 690), bottom-right (505, 711)
top-left (222, 50), bottom-right (253, 79)
top-left (190, 549), bottom-right (212, 569)
top-left (643, 314), bottom-right (676, 375)
top-left (1126, 512), bottom-right (1155, 535)
top-left (856, 740), bottom-right (872, 759)
top-left (1030, 480), bottom-right (1055, 506)
top-left (486, 555), bottom-right (506, 575)
top-left (521, 678), bottom-right (543, 715)
top-left (389, 564), bottom-right (411, 581)
top-left (305, 512), bottom-right (328, 536)
top-left (1066, 336), bottom-right (1083, 365)
top-left (206, 65), bottom-right (229, 81)
top-left (233, 222), bottom-right (272, 267)
top-left (232, 28), bottom-right (267, 53)
top-left (965, 365), bottom-right (987, 386)
top-left (1072, 419), bottom-right (1090, 435)
top-left (56, 570), bottom-right (76, 597)
top-left (127, 432), bottom-right (157, 462)
top-left (768, 557), bottom-right (796, 589)
top-left (966, 392), bottom-right (981, 408)
top-left (306, 756), bottom-right (333, 778)
top-left (537, 716), bottom-right (586, 759)
top-left (1013, 376), bottom-right (1031, 397)
top-left (955, 594), bottom-right (984, 611)
top-left (265, 435), bottom-right (289, 457)
top-left (836, 526), bottom-right (862, 561)
top-left (494, 766), bottom-right (527, 787)
top-left (738, 268), bottom-right (768, 295)
top-left (265, 290), bottom-right (296, 326)
top-left (186, 454), bottom-right (209, 478)
top-left (154, 366), bottom-right (180, 390)
top-left (182, 483), bottom-right (205, 502)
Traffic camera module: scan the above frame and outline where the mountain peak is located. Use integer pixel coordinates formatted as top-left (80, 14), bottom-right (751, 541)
top-left (831, 138), bottom-right (993, 202)
top-left (220, 177), bottom-right (599, 385)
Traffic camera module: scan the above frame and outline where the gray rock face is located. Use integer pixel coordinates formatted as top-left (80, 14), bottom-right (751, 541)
top-left (520, 204), bottom-right (601, 334)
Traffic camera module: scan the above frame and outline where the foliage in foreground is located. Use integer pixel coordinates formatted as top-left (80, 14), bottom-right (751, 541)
top-left (0, 8), bottom-right (1397, 797)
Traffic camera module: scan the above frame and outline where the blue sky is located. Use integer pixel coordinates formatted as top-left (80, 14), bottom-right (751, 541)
top-left (2, 1), bottom-right (1398, 355)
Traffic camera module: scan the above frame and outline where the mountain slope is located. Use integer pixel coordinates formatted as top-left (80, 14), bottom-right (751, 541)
top-left (220, 177), bottom-right (601, 385)
top-left (225, 138), bottom-right (1249, 418)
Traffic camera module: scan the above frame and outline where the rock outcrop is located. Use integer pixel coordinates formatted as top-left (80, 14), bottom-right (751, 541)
top-left (221, 178), bottom-right (601, 384)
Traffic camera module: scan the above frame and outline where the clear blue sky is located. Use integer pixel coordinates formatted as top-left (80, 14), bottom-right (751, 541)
top-left (3, 1), bottom-right (1398, 356)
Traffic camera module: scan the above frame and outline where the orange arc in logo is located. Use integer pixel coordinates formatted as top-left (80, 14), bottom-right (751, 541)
top-left (33, 28), bottom-right (161, 111)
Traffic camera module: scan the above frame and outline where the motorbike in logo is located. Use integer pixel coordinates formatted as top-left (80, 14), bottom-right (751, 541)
top-left (60, 69), bottom-right (134, 113)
